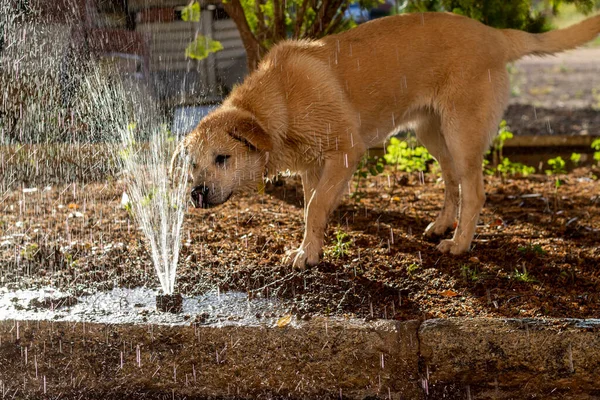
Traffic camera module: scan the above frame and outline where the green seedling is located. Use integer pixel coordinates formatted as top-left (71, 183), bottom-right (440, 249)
top-left (328, 229), bottom-right (351, 259)
top-left (546, 156), bottom-right (566, 189)
top-left (570, 152), bottom-right (581, 166)
top-left (64, 252), bottom-right (78, 268)
top-left (352, 155), bottom-right (384, 201)
top-left (513, 266), bottom-right (537, 283)
top-left (384, 136), bottom-right (434, 173)
top-left (592, 138), bottom-right (600, 166)
top-left (406, 263), bottom-right (420, 276)
top-left (485, 120), bottom-right (535, 179)
top-left (21, 243), bottom-right (39, 261)
top-left (518, 244), bottom-right (547, 256)
top-left (140, 186), bottom-right (158, 207)
top-left (495, 157), bottom-right (535, 178)
top-left (460, 264), bottom-right (479, 282)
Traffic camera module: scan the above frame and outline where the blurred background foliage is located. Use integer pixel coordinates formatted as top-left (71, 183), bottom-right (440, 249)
top-left (405, 0), bottom-right (599, 32)
top-left (228, 0), bottom-right (600, 70)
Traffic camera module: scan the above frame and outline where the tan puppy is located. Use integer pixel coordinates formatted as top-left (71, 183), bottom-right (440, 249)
top-left (176, 12), bottom-right (600, 269)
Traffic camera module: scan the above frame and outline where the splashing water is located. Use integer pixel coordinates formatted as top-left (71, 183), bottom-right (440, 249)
top-left (118, 122), bottom-right (190, 295)
top-left (1, 0), bottom-right (191, 295)
top-left (78, 59), bottom-right (191, 295)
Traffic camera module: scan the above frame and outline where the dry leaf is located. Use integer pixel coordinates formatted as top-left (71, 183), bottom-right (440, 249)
top-left (67, 203), bottom-right (78, 210)
top-left (441, 290), bottom-right (459, 297)
top-left (276, 314), bottom-right (292, 328)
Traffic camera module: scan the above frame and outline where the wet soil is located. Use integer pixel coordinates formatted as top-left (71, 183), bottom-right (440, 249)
top-left (2, 166), bottom-right (599, 321)
top-left (1, 49), bottom-right (599, 323)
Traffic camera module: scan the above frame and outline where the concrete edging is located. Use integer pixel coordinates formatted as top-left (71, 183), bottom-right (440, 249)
top-left (0, 317), bottom-right (599, 399)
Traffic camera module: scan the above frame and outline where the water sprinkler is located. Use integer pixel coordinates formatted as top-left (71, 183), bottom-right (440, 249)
top-left (156, 292), bottom-right (183, 313)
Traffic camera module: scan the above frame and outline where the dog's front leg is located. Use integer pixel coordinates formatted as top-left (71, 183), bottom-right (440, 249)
top-left (285, 154), bottom-right (361, 269)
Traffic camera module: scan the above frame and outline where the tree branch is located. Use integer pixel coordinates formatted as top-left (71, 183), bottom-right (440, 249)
top-left (254, 0), bottom-right (269, 43)
top-left (222, 0), bottom-right (266, 71)
top-left (294, 0), bottom-right (310, 38)
top-left (272, 0), bottom-right (286, 42)
top-left (306, 0), bottom-right (345, 37)
top-left (324, 1), bottom-right (350, 36)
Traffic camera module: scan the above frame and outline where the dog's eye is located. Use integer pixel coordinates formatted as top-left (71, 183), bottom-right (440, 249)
top-left (215, 155), bottom-right (231, 167)
top-left (190, 161), bottom-right (198, 169)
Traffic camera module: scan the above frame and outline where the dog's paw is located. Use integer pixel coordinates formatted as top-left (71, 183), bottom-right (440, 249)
top-left (436, 239), bottom-right (469, 255)
top-left (423, 221), bottom-right (454, 238)
top-left (284, 247), bottom-right (319, 270)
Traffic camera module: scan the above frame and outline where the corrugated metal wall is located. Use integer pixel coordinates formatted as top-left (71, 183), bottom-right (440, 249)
top-left (133, 2), bottom-right (247, 105)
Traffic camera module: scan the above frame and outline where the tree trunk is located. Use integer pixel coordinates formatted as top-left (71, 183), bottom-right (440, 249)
top-left (222, 0), bottom-right (266, 72)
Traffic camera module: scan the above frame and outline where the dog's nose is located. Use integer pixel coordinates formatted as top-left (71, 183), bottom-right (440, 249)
top-left (190, 185), bottom-right (209, 208)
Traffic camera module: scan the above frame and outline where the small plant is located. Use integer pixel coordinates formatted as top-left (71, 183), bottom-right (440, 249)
top-left (546, 156), bottom-right (567, 175)
top-left (494, 120), bottom-right (514, 158)
top-left (352, 155), bottom-right (384, 201)
top-left (121, 192), bottom-right (134, 218)
top-left (485, 121), bottom-right (535, 179)
top-left (384, 136), bottom-right (434, 173)
top-left (20, 243), bottom-right (39, 261)
top-left (545, 156), bottom-right (566, 188)
top-left (460, 264), bottom-right (479, 282)
top-left (570, 152), bottom-right (581, 167)
top-left (140, 186), bottom-right (158, 207)
top-left (513, 266), bottom-right (537, 283)
top-left (592, 138), bottom-right (600, 166)
top-left (64, 252), bottom-right (78, 268)
top-left (518, 244), bottom-right (547, 256)
top-left (495, 157), bottom-right (535, 178)
top-left (406, 263), bottom-right (420, 276)
top-left (328, 229), bottom-right (351, 259)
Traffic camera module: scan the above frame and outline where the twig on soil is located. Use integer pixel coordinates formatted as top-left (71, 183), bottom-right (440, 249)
top-left (336, 287), bottom-right (353, 310)
top-left (250, 271), bottom-right (299, 295)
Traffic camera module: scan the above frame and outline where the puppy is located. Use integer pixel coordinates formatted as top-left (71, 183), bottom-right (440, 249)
top-left (176, 12), bottom-right (600, 269)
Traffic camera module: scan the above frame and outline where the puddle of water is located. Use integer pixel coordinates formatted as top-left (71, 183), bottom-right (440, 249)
top-left (0, 287), bottom-right (287, 327)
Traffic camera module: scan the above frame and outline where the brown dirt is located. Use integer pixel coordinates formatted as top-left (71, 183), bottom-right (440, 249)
top-left (1, 49), bottom-right (599, 323)
top-left (2, 165), bottom-right (599, 321)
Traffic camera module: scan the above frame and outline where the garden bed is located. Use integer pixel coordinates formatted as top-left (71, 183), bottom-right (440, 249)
top-left (2, 165), bottom-right (599, 322)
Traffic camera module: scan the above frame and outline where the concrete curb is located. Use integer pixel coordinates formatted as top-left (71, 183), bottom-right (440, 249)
top-left (0, 317), bottom-right (599, 399)
top-left (419, 318), bottom-right (600, 398)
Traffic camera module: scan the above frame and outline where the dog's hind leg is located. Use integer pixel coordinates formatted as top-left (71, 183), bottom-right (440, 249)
top-left (435, 88), bottom-right (504, 254)
top-left (414, 112), bottom-right (459, 237)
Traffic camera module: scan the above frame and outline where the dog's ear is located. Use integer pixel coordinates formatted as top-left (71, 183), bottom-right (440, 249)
top-left (228, 115), bottom-right (272, 152)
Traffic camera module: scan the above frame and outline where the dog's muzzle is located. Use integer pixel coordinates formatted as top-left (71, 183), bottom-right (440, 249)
top-left (190, 185), bottom-right (210, 208)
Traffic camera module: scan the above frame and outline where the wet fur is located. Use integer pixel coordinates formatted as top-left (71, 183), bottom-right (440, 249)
top-left (180, 12), bottom-right (600, 268)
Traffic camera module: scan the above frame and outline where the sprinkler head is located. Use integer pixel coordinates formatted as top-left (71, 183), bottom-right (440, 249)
top-left (156, 293), bottom-right (183, 313)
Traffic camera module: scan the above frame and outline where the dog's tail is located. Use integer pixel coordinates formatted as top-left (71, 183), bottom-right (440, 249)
top-left (502, 14), bottom-right (600, 62)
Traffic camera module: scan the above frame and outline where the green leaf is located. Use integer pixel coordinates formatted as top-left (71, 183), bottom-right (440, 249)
top-left (141, 187), bottom-right (157, 207)
top-left (185, 35), bottom-right (224, 60)
top-left (182, 1), bottom-right (201, 22)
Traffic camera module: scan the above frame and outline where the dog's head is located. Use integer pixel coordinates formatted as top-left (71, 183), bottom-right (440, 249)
top-left (172, 107), bottom-right (272, 209)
